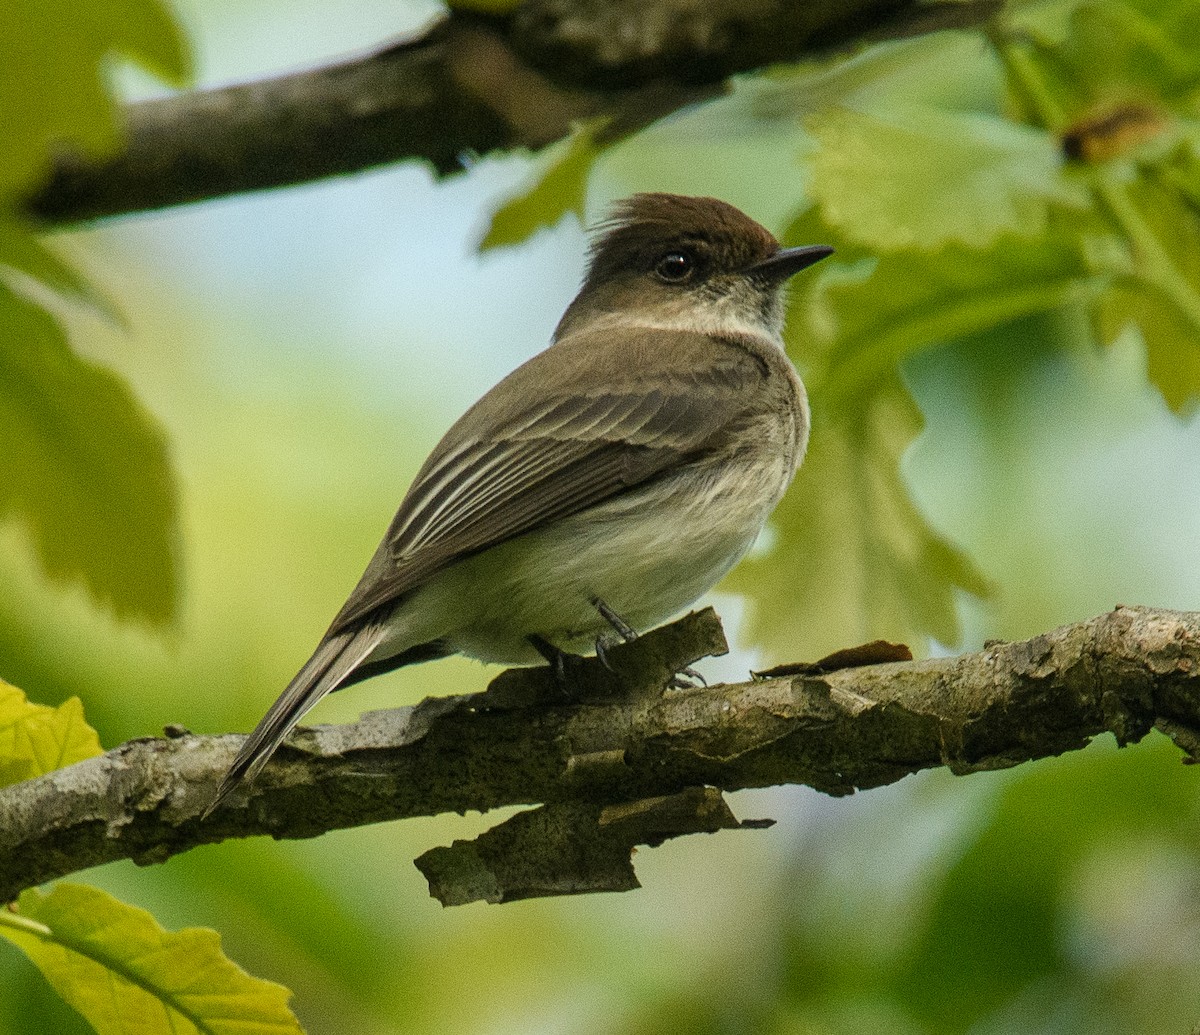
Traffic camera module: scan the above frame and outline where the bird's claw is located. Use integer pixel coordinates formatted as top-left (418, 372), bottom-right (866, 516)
top-left (595, 633), bottom-right (621, 672)
top-left (668, 665), bottom-right (707, 689)
top-left (592, 597), bottom-right (638, 643)
top-left (528, 634), bottom-right (577, 697)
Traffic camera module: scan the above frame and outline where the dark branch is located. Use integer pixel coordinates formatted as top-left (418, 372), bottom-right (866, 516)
top-left (2, 604), bottom-right (1198, 905)
top-left (415, 787), bottom-right (766, 905)
top-left (26, 0), bottom-right (1000, 224)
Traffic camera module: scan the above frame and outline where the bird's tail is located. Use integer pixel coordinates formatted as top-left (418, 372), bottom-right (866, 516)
top-left (206, 621), bottom-right (388, 815)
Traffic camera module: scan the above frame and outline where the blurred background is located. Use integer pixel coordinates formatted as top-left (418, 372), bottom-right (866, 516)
top-left (3, 0), bottom-right (1200, 1032)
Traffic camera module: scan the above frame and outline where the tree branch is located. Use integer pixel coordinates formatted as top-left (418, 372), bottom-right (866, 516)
top-left (2, 604), bottom-right (1198, 905)
top-left (26, 0), bottom-right (1000, 224)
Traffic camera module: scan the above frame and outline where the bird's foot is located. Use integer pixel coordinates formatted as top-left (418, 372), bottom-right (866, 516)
top-left (595, 632), bottom-right (621, 672)
top-left (591, 597), bottom-right (638, 643)
top-left (533, 605), bottom-right (707, 695)
top-left (527, 634), bottom-right (580, 697)
top-left (668, 665), bottom-right (707, 690)
top-left (590, 600), bottom-right (706, 688)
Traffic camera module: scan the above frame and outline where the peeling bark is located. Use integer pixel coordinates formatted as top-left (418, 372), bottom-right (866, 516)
top-left (416, 787), bottom-right (766, 905)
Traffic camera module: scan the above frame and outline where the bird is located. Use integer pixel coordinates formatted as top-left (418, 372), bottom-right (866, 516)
top-left (208, 193), bottom-right (832, 812)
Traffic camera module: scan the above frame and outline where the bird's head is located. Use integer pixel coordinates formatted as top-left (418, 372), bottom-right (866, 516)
top-left (556, 193), bottom-right (832, 341)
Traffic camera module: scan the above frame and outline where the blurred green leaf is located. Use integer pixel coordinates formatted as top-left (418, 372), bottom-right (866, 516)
top-left (480, 121), bottom-right (605, 250)
top-left (897, 737), bottom-right (1197, 1034)
top-left (0, 283), bottom-right (180, 622)
top-left (1157, 139), bottom-right (1200, 210)
top-left (0, 0), bottom-right (191, 196)
top-left (782, 195), bottom-right (874, 259)
top-left (0, 0), bottom-right (190, 622)
top-left (733, 209), bottom-right (1108, 660)
top-left (755, 31), bottom-right (1003, 122)
top-left (447, 0), bottom-right (524, 11)
top-left (1092, 173), bottom-right (1200, 414)
top-left (0, 678), bottom-right (101, 788)
top-left (0, 214), bottom-right (121, 335)
top-left (0, 216), bottom-right (101, 308)
top-left (1124, 175), bottom-right (1200, 410)
top-left (989, 4), bottom-right (1200, 415)
top-left (798, 217), bottom-right (1107, 402)
top-left (728, 376), bottom-right (988, 661)
top-left (1060, 1), bottom-right (1200, 104)
top-left (805, 105), bottom-right (1087, 251)
top-left (0, 883), bottom-right (303, 1035)
top-left (773, 740), bottom-right (1200, 1035)
top-left (1004, 0), bottom-right (1200, 129)
top-left (1097, 283), bottom-right (1200, 415)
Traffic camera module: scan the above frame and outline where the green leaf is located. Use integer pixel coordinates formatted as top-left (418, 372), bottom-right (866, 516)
top-left (1092, 171), bottom-right (1200, 414)
top-left (0, 0), bottom-right (189, 621)
top-left (1158, 137), bottom-right (1200, 212)
top-left (728, 377), bottom-right (988, 662)
top-left (806, 105), bottom-right (1087, 251)
top-left (897, 737), bottom-right (1196, 1032)
top-left (0, 884), bottom-right (304, 1035)
top-left (0, 0), bottom-right (192, 197)
top-left (0, 283), bottom-right (180, 622)
top-left (732, 209), bottom-right (1107, 661)
top-left (779, 199), bottom-right (873, 265)
top-left (0, 215), bottom-right (117, 319)
top-left (1008, 0), bottom-right (1200, 128)
top-left (1061, 1), bottom-right (1200, 102)
top-left (791, 215), bottom-right (1107, 402)
top-left (480, 122), bottom-right (606, 250)
top-left (0, 679), bottom-right (102, 788)
top-left (447, 0), bottom-right (524, 11)
top-left (754, 30), bottom-right (1004, 122)
top-left (1097, 282), bottom-right (1200, 415)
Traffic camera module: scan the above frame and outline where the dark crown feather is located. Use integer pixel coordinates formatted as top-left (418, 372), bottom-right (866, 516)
top-left (585, 193), bottom-right (778, 283)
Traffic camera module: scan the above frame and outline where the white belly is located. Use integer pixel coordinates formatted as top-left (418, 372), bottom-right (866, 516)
top-left (375, 448), bottom-right (795, 665)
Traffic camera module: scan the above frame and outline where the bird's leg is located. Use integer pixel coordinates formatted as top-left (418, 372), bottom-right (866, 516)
top-left (591, 597), bottom-right (705, 687)
top-left (528, 633), bottom-right (567, 679)
top-left (594, 632), bottom-right (620, 672)
top-left (591, 597), bottom-right (637, 643)
top-left (527, 633), bottom-right (577, 696)
top-left (592, 597), bottom-right (635, 672)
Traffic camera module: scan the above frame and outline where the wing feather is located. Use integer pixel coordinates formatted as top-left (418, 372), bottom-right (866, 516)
top-left (404, 438), bottom-right (567, 552)
top-left (325, 329), bottom-right (768, 635)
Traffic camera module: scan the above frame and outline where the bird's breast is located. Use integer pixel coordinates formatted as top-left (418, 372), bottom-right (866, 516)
top-left (401, 425), bottom-right (797, 665)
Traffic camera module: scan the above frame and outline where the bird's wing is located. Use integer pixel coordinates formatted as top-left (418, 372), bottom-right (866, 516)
top-left (326, 329), bottom-right (767, 635)
top-left (207, 329), bottom-right (773, 811)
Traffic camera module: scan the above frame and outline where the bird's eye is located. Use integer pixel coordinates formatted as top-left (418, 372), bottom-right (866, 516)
top-left (654, 251), bottom-right (694, 282)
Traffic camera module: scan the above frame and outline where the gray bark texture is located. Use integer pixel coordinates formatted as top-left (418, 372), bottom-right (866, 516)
top-left (1, 604), bottom-right (1197, 906)
top-left (26, 0), bottom-right (999, 223)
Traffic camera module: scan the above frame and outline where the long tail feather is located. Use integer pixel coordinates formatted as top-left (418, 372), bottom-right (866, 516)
top-left (206, 622), bottom-right (387, 815)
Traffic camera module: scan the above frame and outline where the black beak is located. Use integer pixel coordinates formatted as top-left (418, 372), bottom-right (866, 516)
top-left (747, 244), bottom-right (834, 283)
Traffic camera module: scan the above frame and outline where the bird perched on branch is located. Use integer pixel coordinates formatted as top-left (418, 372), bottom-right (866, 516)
top-left (209, 193), bottom-right (831, 813)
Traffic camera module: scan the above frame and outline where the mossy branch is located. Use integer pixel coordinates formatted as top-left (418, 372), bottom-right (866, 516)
top-left (1, 604), bottom-right (1197, 905)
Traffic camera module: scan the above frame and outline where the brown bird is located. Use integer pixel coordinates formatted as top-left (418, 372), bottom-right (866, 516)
top-left (210, 193), bottom-right (831, 812)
